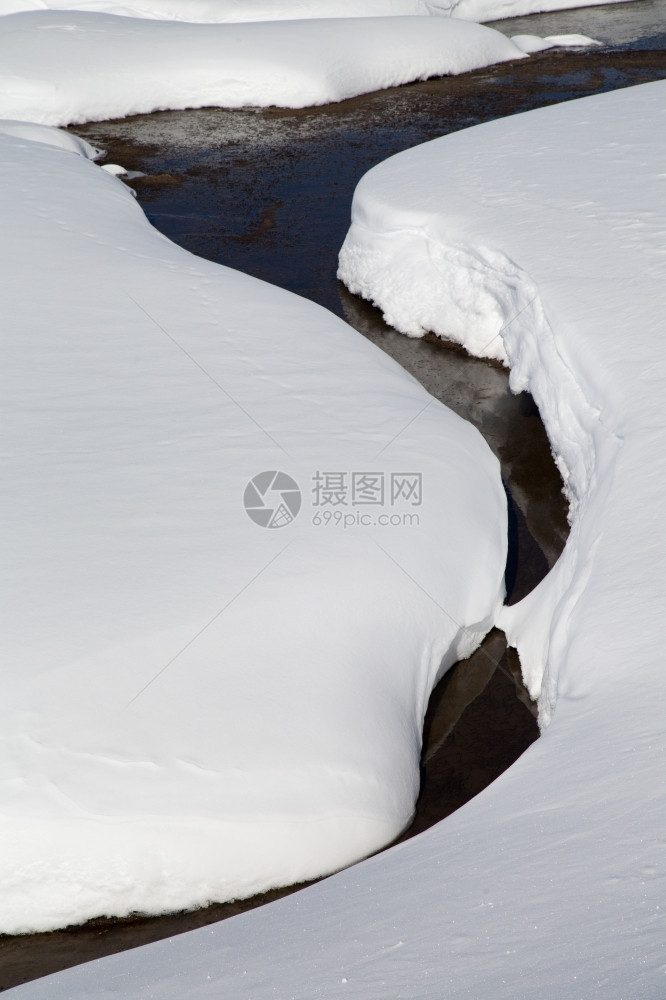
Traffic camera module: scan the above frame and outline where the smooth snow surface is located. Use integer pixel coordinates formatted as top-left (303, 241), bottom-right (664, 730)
top-left (0, 123), bottom-right (506, 934)
top-left (0, 12), bottom-right (528, 124)
top-left (0, 116), bottom-right (102, 156)
top-left (13, 79), bottom-right (664, 1000)
top-left (0, 0), bottom-right (640, 22)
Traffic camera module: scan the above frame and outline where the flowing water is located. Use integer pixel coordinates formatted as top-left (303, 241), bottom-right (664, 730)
top-left (2, 1), bottom-right (665, 990)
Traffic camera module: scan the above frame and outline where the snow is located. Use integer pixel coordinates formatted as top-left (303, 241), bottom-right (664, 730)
top-left (0, 11), bottom-right (530, 125)
top-left (0, 0), bottom-right (619, 128)
top-left (0, 0), bottom-right (640, 23)
top-left (511, 31), bottom-right (600, 52)
top-left (0, 0), bottom-right (612, 132)
top-left (0, 121), bottom-right (507, 934)
top-left (0, 116), bottom-right (102, 156)
top-left (10, 78), bottom-right (664, 1000)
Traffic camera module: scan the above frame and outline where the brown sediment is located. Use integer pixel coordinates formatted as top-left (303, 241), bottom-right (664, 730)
top-left (132, 172), bottom-right (183, 187)
top-left (82, 48), bottom-right (666, 180)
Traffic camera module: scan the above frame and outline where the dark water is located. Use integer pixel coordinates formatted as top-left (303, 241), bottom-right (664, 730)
top-left (75, 49), bottom-right (666, 319)
top-left (2, 2), bottom-right (664, 991)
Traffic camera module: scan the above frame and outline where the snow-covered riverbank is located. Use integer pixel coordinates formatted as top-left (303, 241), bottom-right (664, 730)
top-left (0, 6), bottom-right (608, 125)
top-left (9, 77), bottom-right (663, 1000)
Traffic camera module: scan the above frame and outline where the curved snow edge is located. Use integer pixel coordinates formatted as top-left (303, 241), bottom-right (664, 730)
top-left (339, 218), bottom-right (621, 727)
top-left (0, 12), bottom-right (526, 127)
top-left (0, 117), bottom-right (103, 157)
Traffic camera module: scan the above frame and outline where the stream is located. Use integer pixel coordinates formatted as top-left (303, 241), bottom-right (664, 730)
top-left (1, 0), bottom-right (665, 990)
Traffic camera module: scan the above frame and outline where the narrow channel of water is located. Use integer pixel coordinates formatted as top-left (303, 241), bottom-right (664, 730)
top-left (2, 3), bottom-right (664, 990)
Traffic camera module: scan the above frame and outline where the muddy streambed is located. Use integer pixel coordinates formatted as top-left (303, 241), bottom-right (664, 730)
top-left (2, 2), bottom-right (665, 991)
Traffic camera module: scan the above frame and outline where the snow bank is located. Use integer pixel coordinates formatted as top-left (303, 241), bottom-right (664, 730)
top-left (0, 0), bottom-right (640, 23)
top-left (17, 79), bottom-right (664, 1000)
top-left (339, 81), bottom-right (666, 714)
top-left (0, 122), bottom-right (506, 934)
top-left (0, 11), bottom-right (530, 125)
top-left (0, 116), bottom-right (102, 156)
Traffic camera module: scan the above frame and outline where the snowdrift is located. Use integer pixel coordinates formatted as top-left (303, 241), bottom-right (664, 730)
top-left (0, 119), bottom-right (506, 933)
